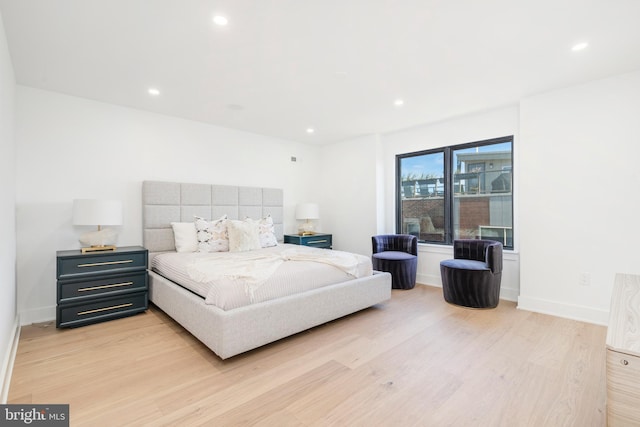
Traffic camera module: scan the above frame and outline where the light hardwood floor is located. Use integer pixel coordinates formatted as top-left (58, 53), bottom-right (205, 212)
top-left (9, 285), bottom-right (607, 426)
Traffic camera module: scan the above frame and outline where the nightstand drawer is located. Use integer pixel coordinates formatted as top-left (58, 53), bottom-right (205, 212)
top-left (284, 234), bottom-right (332, 249)
top-left (58, 271), bottom-right (148, 302)
top-left (304, 236), bottom-right (332, 248)
top-left (57, 292), bottom-right (148, 328)
top-left (57, 251), bottom-right (147, 279)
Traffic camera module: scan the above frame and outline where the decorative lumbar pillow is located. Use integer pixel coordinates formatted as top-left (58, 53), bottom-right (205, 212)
top-left (227, 219), bottom-right (261, 252)
top-left (170, 222), bottom-right (198, 253)
top-left (195, 215), bottom-right (229, 252)
top-left (257, 215), bottom-right (278, 248)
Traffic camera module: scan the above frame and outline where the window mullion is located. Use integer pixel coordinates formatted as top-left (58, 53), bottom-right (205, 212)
top-left (443, 147), bottom-right (453, 245)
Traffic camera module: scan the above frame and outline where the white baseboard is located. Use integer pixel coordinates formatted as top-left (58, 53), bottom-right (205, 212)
top-left (417, 272), bottom-right (441, 287)
top-left (517, 295), bottom-right (609, 326)
top-left (417, 275), bottom-right (519, 303)
top-left (1, 315), bottom-right (21, 404)
top-left (19, 305), bottom-right (55, 326)
top-left (499, 286), bottom-right (519, 302)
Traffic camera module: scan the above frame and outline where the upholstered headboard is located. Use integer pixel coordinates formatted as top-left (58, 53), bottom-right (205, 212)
top-left (142, 181), bottom-right (284, 257)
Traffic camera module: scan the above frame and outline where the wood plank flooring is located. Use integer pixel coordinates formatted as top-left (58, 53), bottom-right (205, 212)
top-left (8, 285), bottom-right (607, 426)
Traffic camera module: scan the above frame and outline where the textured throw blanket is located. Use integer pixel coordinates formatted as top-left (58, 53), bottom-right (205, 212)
top-left (186, 246), bottom-right (362, 302)
top-left (280, 247), bottom-right (360, 277)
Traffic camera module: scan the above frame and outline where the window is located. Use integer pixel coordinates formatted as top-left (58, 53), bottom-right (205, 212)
top-left (396, 136), bottom-right (513, 249)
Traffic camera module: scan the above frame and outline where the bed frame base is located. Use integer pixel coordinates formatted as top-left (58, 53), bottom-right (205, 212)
top-left (149, 270), bottom-right (391, 359)
top-left (142, 180), bottom-right (392, 359)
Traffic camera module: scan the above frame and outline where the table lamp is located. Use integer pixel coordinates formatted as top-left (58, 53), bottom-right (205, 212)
top-left (295, 203), bottom-right (319, 236)
top-left (72, 199), bottom-right (123, 253)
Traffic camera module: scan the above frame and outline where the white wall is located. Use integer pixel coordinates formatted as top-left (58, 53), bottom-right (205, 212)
top-left (12, 62), bottom-right (640, 329)
top-left (317, 134), bottom-right (381, 256)
top-left (379, 106), bottom-right (521, 300)
top-left (0, 9), bottom-right (17, 401)
top-left (15, 87), bottom-right (322, 324)
top-left (324, 73), bottom-right (640, 323)
top-left (518, 70), bottom-right (640, 325)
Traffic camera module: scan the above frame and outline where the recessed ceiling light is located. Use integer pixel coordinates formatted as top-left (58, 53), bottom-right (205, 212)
top-left (394, 99), bottom-right (404, 106)
top-left (148, 87), bottom-right (160, 96)
top-left (571, 42), bottom-right (589, 51)
top-left (213, 15), bottom-right (228, 26)
top-left (306, 128), bottom-right (315, 134)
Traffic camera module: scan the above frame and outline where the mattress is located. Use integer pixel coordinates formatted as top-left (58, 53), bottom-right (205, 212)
top-left (151, 244), bottom-right (373, 310)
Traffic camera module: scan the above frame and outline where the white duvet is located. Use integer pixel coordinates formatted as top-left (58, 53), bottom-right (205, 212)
top-left (151, 244), bottom-right (373, 310)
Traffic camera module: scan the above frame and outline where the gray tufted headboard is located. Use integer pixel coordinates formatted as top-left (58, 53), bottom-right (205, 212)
top-left (142, 181), bottom-right (284, 257)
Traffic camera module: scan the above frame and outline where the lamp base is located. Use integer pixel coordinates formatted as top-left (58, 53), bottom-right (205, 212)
top-left (298, 220), bottom-right (316, 236)
top-left (81, 245), bottom-right (117, 254)
top-left (79, 228), bottom-right (118, 250)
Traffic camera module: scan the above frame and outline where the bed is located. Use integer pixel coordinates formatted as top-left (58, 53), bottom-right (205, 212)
top-left (142, 180), bottom-right (392, 359)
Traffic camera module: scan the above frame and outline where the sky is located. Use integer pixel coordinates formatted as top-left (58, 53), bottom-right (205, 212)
top-left (399, 142), bottom-right (511, 179)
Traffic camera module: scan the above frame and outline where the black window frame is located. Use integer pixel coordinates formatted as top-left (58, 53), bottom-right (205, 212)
top-left (396, 135), bottom-right (514, 249)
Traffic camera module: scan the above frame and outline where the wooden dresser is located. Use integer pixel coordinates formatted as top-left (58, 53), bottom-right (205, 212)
top-left (606, 273), bottom-right (640, 425)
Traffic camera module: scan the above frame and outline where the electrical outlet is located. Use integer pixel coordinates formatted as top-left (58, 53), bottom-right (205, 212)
top-left (579, 272), bottom-right (591, 286)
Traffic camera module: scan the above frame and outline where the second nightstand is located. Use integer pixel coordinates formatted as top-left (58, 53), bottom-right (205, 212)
top-left (284, 233), bottom-right (332, 249)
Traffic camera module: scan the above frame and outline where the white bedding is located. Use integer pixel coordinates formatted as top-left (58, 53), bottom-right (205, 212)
top-left (151, 244), bottom-right (373, 310)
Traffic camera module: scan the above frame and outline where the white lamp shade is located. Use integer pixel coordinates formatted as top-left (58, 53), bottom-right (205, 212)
top-left (295, 203), bottom-right (319, 220)
top-left (73, 199), bottom-right (123, 226)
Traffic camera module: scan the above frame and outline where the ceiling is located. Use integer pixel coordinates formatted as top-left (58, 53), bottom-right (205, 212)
top-left (1, 0), bottom-right (640, 145)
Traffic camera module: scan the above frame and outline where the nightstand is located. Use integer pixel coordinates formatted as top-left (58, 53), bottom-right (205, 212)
top-left (56, 246), bottom-right (148, 328)
top-left (284, 233), bottom-right (332, 249)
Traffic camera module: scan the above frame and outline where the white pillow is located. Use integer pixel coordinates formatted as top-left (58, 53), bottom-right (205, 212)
top-left (170, 222), bottom-right (198, 253)
top-left (257, 215), bottom-right (278, 248)
top-left (227, 219), bottom-right (261, 252)
top-left (195, 215), bottom-right (229, 252)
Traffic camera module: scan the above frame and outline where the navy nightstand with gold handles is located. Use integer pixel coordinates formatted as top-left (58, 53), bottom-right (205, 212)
top-left (284, 233), bottom-right (332, 249)
top-left (56, 246), bottom-right (148, 328)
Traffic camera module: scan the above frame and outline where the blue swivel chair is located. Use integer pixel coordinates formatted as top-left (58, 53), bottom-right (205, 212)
top-left (440, 239), bottom-right (503, 308)
top-left (371, 234), bottom-right (418, 290)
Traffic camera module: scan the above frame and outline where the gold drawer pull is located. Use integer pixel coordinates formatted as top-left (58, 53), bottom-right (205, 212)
top-left (78, 282), bottom-right (133, 292)
top-left (77, 303), bottom-right (133, 316)
top-left (308, 240), bottom-right (328, 244)
top-left (77, 260), bottom-right (134, 268)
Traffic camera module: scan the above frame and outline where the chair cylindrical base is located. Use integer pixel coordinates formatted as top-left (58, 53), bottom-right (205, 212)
top-left (373, 253), bottom-right (417, 290)
top-left (440, 260), bottom-right (501, 308)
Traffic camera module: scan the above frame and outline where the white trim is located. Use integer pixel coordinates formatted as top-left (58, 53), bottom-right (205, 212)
top-left (19, 306), bottom-right (55, 326)
top-left (417, 272), bottom-right (441, 287)
top-left (1, 315), bottom-right (21, 404)
top-left (418, 242), bottom-right (520, 256)
top-left (417, 243), bottom-right (453, 254)
top-left (499, 286), bottom-right (519, 302)
top-left (416, 282), bottom-right (519, 303)
top-left (517, 295), bottom-right (609, 326)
